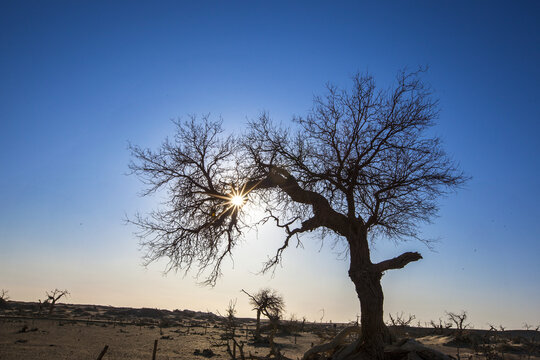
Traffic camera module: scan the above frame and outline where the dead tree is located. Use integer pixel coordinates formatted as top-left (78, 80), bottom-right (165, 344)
top-left (446, 311), bottom-right (469, 336)
top-left (0, 289), bottom-right (9, 309)
top-left (388, 312), bottom-right (416, 328)
top-left (215, 300), bottom-right (247, 360)
top-left (266, 310), bottom-right (284, 358)
top-left (430, 318), bottom-right (453, 334)
top-left (45, 289), bottom-right (70, 316)
top-left (388, 312), bottom-right (415, 338)
top-left (224, 299), bottom-right (238, 339)
top-left (523, 323), bottom-right (540, 360)
top-left (129, 69), bottom-right (467, 360)
top-left (241, 288), bottom-right (284, 340)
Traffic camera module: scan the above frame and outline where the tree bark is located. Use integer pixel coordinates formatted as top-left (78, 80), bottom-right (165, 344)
top-left (349, 267), bottom-right (388, 359)
top-left (347, 231), bottom-right (389, 360)
top-left (346, 229), bottom-right (421, 360)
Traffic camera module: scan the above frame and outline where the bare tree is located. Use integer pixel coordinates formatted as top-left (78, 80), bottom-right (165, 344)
top-left (523, 323), bottom-right (540, 360)
top-left (0, 289), bottom-right (9, 310)
top-left (388, 312), bottom-right (415, 339)
top-left (388, 312), bottom-right (416, 327)
top-left (45, 289), bottom-right (70, 316)
top-left (430, 318), bottom-right (453, 334)
top-left (213, 299), bottom-right (246, 360)
top-left (224, 299), bottom-right (238, 338)
top-left (129, 70), bottom-right (467, 359)
top-left (446, 311), bottom-right (469, 336)
top-left (523, 323), bottom-right (540, 332)
top-left (241, 288), bottom-right (284, 340)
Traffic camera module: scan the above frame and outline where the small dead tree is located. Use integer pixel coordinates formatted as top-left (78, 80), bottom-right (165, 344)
top-left (0, 289), bottom-right (9, 300)
top-left (388, 312), bottom-right (415, 338)
top-left (430, 318), bottom-right (452, 334)
top-left (216, 300), bottom-right (247, 360)
top-left (45, 289), bottom-right (70, 316)
top-left (224, 299), bottom-right (238, 338)
top-left (267, 309), bottom-right (283, 358)
top-left (446, 311), bottom-right (469, 336)
top-left (388, 312), bottom-right (416, 327)
top-left (0, 289), bottom-right (9, 310)
top-left (523, 323), bottom-right (540, 360)
top-left (241, 288), bottom-right (284, 340)
top-left (487, 324), bottom-right (503, 346)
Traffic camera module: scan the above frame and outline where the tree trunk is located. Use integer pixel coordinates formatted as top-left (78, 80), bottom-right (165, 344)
top-left (48, 301), bottom-right (55, 316)
top-left (347, 231), bottom-right (390, 360)
top-left (349, 268), bottom-right (389, 359)
top-left (255, 309), bottom-right (261, 339)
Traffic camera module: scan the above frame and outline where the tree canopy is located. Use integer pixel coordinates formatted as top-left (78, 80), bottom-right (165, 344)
top-left (129, 70), bottom-right (465, 285)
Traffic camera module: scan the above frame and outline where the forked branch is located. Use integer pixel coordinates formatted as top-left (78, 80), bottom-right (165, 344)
top-left (262, 213), bottom-right (319, 271)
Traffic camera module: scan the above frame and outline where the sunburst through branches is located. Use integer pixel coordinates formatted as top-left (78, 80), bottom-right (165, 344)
top-left (206, 181), bottom-right (259, 220)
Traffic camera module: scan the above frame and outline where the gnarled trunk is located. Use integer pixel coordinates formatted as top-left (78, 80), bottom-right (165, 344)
top-left (345, 229), bottom-right (421, 360)
top-left (347, 231), bottom-right (389, 360)
top-left (349, 267), bottom-right (388, 359)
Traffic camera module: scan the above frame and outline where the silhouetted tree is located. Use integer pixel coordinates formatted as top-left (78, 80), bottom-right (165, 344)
top-left (388, 312), bottom-right (416, 328)
top-left (129, 70), bottom-right (467, 359)
top-left (45, 289), bottom-right (70, 316)
top-left (0, 289), bottom-right (9, 310)
top-left (430, 317), bottom-right (453, 334)
top-left (218, 299), bottom-right (247, 360)
top-left (241, 288), bottom-right (284, 340)
top-left (447, 311), bottom-right (469, 336)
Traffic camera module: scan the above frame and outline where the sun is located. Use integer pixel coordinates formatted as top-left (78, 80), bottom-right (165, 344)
top-left (206, 180), bottom-right (262, 219)
top-left (230, 194), bottom-right (245, 207)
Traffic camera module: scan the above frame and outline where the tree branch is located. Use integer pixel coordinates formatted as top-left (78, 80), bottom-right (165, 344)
top-left (372, 252), bottom-right (422, 272)
top-left (261, 214), bottom-right (319, 272)
top-left (255, 165), bottom-right (356, 237)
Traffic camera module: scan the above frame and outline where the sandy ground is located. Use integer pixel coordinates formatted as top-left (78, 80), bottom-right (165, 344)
top-left (415, 334), bottom-right (540, 360)
top-left (0, 318), bottom-right (316, 360)
top-left (1, 302), bottom-right (539, 360)
top-left (3, 318), bottom-right (540, 360)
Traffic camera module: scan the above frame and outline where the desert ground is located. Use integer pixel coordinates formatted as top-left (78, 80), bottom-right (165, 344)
top-left (1, 301), bottom-right (539, 360)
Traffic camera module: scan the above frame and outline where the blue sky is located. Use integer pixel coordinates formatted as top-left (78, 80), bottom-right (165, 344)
top-left (1, 1), bottom-right (539, 328)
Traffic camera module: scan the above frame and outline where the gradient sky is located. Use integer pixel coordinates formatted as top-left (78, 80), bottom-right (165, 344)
top-left (1, 1), bottom-right (539, 329)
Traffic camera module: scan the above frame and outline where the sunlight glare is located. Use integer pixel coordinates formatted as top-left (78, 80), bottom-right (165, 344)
top-left (231, 195), bottom-right (245, 207)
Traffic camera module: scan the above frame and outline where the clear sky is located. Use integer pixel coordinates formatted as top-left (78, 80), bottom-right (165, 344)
top-left (1, 1), bottom-right (539, 329)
